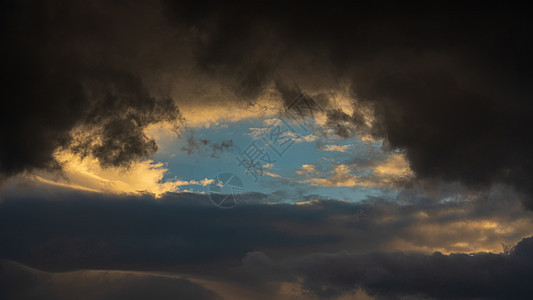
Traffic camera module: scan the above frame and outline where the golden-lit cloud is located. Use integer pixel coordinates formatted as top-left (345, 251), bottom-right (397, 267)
top-left (176, 85), bottom-right (284, 128)
top-left (297, 154), bottom-right (413, 188)
top-left (31, 150), bottom-right (212, 197)
top-left (383, 216), bottom-right (533, 254)
top-left (307, 164), bottom-right (362, 187)
top-left (374, 154), bottom-right (413, 179)
top-left (296, 164), bottom-right (317, 175)
top-left (321, 144), bottom-right (352, 152)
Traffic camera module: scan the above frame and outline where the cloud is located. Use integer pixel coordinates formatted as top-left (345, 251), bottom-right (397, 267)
top-left (180, 131), bottom-right (235, 158)
top-left (293, 134), bottom-right (319, 143)
top-left (296, 164), bottom-right (317, 175)
top-left (281, 235), bottom-right (533, 299)
top-left (373, 154), bottom-right (412, 179)
top-left (4, 2), bottom-right (533, 299)
top-left (1, 182), bottom-right (533, 299)
top-left (229, 235), bottom-right (533, 299)
top-left (159, 1), bottom-right (533, 208)
top-left (5, 232), bottom-right (533, 300)
top-left (0, 258), bottom-right (378, 300)
top-left (297, 154), bottom-right (413, 188)
top-left (0, 260), bottom-right (222, 300)
top-left (179, 93), bottom-right (283, 128)
top-left (1, 183), bottom-right (532, 273)
top-left (321, 145), bottom-right (352, 152)
top-left (307, 164), bottom-right (361, 187)
top-left (0, 0), bottom-right (184, 182)
top-left (16, 149), bottom-right (214, 197)
top-left (6, 1), bottom-right (532, 207)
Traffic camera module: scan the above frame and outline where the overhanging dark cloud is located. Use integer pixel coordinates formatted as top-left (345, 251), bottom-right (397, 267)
top-left (160, 1), bottom-right (533, 208)
top-left (1, 0), bottom-right (183, 181)
top-left (3, 0), bottom-right (533, 206)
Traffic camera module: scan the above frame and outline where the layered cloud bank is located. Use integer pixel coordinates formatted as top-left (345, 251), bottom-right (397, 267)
top-left (4, 235), bottom-right (533, 300)
top-left (1, 187), bottom-right (533, 299)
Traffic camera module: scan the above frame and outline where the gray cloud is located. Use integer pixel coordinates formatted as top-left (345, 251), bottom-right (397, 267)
top-left (180, 131), bottom-right (235, 158)
top-left (0, 181), bottom-right (532, 299)
top-left (244, 234), bottom-right (533, 299)
top-left (1, 183), bottom-right (531, 273)
top-left (0, 260), bottom-right (222, 300)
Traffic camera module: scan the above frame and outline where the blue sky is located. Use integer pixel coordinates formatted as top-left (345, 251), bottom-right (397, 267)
top-left (151, 115), bottom-right (404, 203)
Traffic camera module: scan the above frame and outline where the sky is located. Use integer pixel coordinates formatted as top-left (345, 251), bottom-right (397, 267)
top-left (2, 1), bottom-right (533, 299)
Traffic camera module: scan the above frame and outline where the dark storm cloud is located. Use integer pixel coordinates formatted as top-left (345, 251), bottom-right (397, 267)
top-left (0, 0), bottom-right (183, 180)
top-left (0, 183), bottom-right (532, 298)
top-left (306, 236), bottom-right (533, 299)
top-left (0, 260), bottom-right (222, 300)
top-left (160, 1), bottom-right (533, 208)
top-left (1, 183), bottom-right (532, 274)
top-left (3, 233), bottom-right (533, 300)
top-left (235, 235), bottom-right (533, 299)
top-left (4, 0), bottom-right (533, 205)
top-left (0, 190), bottom-right (339, 272)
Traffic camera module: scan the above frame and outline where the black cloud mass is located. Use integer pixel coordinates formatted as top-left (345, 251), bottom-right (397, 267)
top-left (2, 1), bottom-right (533, 209)
top-left (162, 1), bottom-right (533, 208)
top-left (1, 0), bottom-right (183, 180)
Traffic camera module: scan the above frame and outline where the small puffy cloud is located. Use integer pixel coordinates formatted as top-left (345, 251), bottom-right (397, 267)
top-left (296, 164), bottom-right (317, 175)
top-left (293, 134), bottom-right (319, 143)
top-left (249, 128), bottom-right (270, 139)
top-left (321, 144), bottom-right (352, 152)
top-left (374, 154), bottom-right (412, 178)
top-left (307, 164), bottom-right (361, 187)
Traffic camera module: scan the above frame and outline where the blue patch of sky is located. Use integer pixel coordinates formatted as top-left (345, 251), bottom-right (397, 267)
top-left (151, 117), bottom-right (400, 203)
